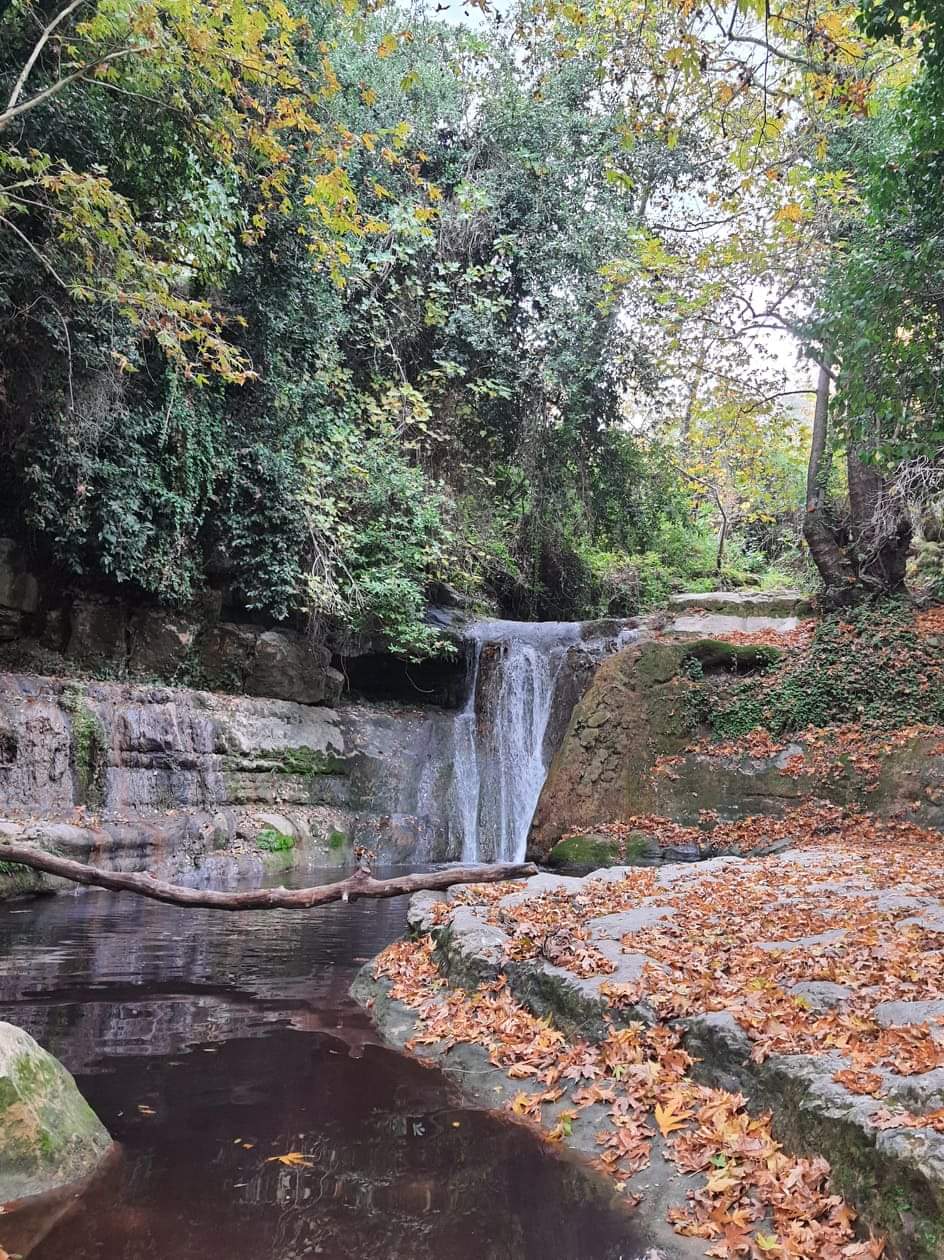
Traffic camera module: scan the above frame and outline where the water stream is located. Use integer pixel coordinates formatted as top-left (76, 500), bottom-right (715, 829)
top-left (449, 620), bottom-right (636, 863)
top-left (0, 870), bottom-right (644, 1260)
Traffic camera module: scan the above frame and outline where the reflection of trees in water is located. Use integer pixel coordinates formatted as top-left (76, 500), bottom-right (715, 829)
top-left (253, 1114), bottom-right (633, 1260)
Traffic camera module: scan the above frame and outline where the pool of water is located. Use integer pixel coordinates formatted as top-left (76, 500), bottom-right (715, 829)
top-left (0, 871), bottom-right (644, 1260)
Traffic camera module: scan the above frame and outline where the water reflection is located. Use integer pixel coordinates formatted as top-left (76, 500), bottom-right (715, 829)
top-left (0, 874), bottom-right (643, 1260)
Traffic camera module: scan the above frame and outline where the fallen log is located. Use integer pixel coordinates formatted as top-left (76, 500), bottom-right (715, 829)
top-left (0, 845), bottom-right (536, 910)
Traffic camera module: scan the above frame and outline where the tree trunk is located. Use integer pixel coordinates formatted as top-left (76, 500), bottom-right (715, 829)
top-left (803, 363), bottom-right (857, 601)
top-left (846, 450), bottom-right (911, 594)
top-left (0, 847), bottom-right (536, 910)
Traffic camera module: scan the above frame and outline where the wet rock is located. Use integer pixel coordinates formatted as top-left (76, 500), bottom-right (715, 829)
top-left (0, 672), bottom-right (465, 879)
top-left (0, 1021), bottom-right (111, 1203)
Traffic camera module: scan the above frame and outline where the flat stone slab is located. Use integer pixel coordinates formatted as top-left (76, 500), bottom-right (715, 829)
top-left (590, 907), bottom-right (676, 939)
top-left (758, 928), bottom-right (848, 952)
top-left (667, 590), bottom-right (812, 617)
top-left (669, 613), bottom-right (802, 637)
top-left (874, 1000), bottom-right (944, 1029)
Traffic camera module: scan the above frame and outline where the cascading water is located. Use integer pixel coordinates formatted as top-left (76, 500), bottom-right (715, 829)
top-left (450, 620), bottom-right (627, 864)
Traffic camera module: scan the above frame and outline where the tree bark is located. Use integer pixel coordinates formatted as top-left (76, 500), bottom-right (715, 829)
top-left (0, 847), bottom-right (537, 910)
top-left (803, 362), bottom-right (857, 602)
top-left (846, 450), bottom-right (911, 594)
top-left (802, 363), bottom-right (913, 603)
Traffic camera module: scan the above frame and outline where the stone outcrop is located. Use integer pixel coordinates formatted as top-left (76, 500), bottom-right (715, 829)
top-left (667, 589), bottom-right (813, 618)
top-left (0, 674), bottom-right (463, 887)
top-left (530, 636), bottom-right (944, 855)
top-left (665, 589), bottom-right (813, 639)
top-left (0, 540), bottom-right (40, 646)
top-left (0, 1021), bottom-right (111, 1204)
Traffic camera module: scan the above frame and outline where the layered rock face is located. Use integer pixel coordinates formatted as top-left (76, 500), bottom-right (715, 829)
top-left (0, 535), bottom-right (346, 706)
top-left (0, 1021), bottom-right (111, 1204)
top-left (0, 674), bottom-right (461, 886)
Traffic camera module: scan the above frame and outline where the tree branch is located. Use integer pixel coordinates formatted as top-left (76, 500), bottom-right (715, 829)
top-left (7, 0), bottom-right (88, 113)
top-left (0, 44), bottom-right (159, 130)
top-left (0, 845), bottom-right (537, 909)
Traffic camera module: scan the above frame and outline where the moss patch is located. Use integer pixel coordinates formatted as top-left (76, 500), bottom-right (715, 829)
top-left (258, 746), bottom-right (347, 776)
top-left (708, 601), bottom-right (944, 739)
top-left (62, 685), bottom-right (107, 809)
top-left (256, 827), bottom-right (295, 853)
top-left (546, 834), bottom-right (622, 870)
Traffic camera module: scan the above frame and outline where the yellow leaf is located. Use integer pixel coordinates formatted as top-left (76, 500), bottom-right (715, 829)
top-left (654, 1100), bottom-right (692, 1136)
top-left (377, 34), bottom-right (397, 58)
top-left (266, 1151), bottom-right (314, 1167)
top-left (774, 202), bottom-right (804, 224)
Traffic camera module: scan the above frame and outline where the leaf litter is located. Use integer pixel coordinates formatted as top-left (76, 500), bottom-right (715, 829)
top-left (371, 799), bottom-right (944, 1258)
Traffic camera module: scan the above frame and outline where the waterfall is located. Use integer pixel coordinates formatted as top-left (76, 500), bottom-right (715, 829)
top-left (450, 620), bottom-right (601, 863)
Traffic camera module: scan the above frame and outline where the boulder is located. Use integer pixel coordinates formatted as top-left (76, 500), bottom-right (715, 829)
top-left (195, 621), bottom-right (258, 691)
top-left (546, 833), bottom-right (623, 871)
top-left (530, 640), bottom-right (697, 852)
top-left (0, 540), bottom-right (40, 616)
top-left (0, 1022), bottom-right (111, 1203)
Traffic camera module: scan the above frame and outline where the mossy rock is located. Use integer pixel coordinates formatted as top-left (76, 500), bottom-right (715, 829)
top-left (265, 746), bottom-right (347, 776)
top-left (546, 834), bottom-right (622, 871)
top-left (683, 640), bottom-right (782, 673)
top-left (0, 1022), bottom-right (111, 1202)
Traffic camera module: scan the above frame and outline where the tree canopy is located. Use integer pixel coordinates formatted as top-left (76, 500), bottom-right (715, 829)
top-left (2, 0), bottom-right (944, 650)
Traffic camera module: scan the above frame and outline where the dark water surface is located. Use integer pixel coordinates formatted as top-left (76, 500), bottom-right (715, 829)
top-left (0, 870), bottom-right (642, 1260)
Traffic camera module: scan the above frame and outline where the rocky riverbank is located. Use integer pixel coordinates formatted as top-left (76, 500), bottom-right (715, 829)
top-left (355, 808), bottom-right (944, 1259)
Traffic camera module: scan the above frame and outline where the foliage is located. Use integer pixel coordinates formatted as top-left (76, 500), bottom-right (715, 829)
top-left (0, 0), bottom-right (407, 379)
top-left (4, 0), bottom-right (909, 649)
top-left (816, 77), bottom-right (944, 471)
top-left (710, 600), bottom-right (944, 737)
top-left (0, 3), bottom-right (725, 647)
